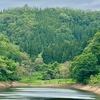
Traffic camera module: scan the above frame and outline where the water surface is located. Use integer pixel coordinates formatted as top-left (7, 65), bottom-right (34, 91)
top-left (0, 87), bottom-right (99, 100)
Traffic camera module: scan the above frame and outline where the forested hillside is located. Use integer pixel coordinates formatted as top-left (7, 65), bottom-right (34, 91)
top-left (0, 5), bottom-right (100, 82)
top-left (1, 5), bottom-right (100, 63)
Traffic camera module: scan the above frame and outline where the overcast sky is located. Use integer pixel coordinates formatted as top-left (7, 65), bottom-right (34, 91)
top-left (0, 0), bottom-right (100, 11)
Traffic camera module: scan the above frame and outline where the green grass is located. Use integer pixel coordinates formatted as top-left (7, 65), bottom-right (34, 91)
top-left (43, 79), bottom-right (76, 84)
top-left (19, 71), bottom-right (76, 84)
top-left (20, 77), bottom-right (76, 85)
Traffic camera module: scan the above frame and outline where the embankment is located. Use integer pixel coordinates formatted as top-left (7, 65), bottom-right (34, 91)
top-left (0, 82), bottom-right (29, 88)
top-left (0, 82), bottom-right (67, 88)
top-left (71, 84), bottom-right (100, 95)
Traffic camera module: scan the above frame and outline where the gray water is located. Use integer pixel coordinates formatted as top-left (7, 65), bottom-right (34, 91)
top-left (0, 87), bottom-right (100, 100)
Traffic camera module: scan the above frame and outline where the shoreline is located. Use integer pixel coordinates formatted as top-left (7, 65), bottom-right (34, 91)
top-left (71, 84), bottom-right (100, 95)
top-left (0, 82), bottom-right (100, 95)
top-left (0, 82), bottom-right (71, 88)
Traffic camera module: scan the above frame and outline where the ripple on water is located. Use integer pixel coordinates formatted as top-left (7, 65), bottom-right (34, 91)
top-left (0, 88), bottom-right (97, 100)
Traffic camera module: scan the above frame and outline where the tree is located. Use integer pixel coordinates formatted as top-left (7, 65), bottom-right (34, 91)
top-left (70, 53), bottom-right (98, 84)
top-left (84, 32), bottom-right (100, 64)
top-left (0, 57), bottom-right (19, 81)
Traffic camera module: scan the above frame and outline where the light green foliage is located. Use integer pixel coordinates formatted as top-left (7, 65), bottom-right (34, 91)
top-left (0, 34), bottom-right (20, 81)
top-left (17, 52), bottom-right (34, 77)
top-left (59, 61), bottom-right (71, 79)
top-left (89, 72), bottom-right (100, 86)
top-left (84, 32), bottom-right (100, 64)
top-left (0, 57), bottom-right (18, 81)
top-left (0, 33), bottom-right (10, 42)
top-left (34, 54), bottom-right (44, 71)
top-left (0, 33), bottom-right (34, 81)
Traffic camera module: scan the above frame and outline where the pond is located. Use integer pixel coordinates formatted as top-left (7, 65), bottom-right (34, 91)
top-left (0, 87), bottom-right (100, 100)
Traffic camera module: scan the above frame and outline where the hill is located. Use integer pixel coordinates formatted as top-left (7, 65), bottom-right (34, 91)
top-left (0, 5), bottom-right (100, 82)
top-left (1, 6), bottom-right (100, 63)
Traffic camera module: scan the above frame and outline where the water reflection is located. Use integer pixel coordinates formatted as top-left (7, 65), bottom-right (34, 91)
top-left (0, 87), bottom-right (99, 100)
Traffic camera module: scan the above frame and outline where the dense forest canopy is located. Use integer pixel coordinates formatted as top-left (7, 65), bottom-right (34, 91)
top-left (0, 5), bottom-right (100, 83)
top-left (1, 6), bottom-right (100, 63)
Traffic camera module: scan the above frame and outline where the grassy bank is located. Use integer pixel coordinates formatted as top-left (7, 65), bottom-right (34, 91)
top-left (19, 77), bottom-right (76, 85)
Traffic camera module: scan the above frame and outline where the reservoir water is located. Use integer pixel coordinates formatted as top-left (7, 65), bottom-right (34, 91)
top-left (0, 87), bottom-right (100, 100)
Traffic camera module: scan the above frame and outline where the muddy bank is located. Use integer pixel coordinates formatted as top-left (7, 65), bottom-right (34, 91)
top-left (0, 82), bottom-right (69, 88)
top-left (0, 82), bottom-right (29, 88)
top-left (71, 84), bottom-right (100, 95)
